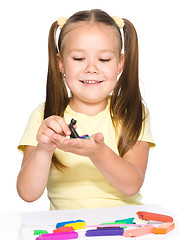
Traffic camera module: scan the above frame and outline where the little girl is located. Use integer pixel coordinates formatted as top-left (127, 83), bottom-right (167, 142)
top-left (17, 9), bottom-right (155, 210)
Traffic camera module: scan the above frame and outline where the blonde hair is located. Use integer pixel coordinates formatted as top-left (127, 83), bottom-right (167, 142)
top-left (44, 9), bottom-right (145, 170)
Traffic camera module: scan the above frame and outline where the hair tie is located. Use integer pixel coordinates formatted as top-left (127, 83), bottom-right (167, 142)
top-left (58, 17), bottom-right (67, 29)
top-left (57, 16), bottom-right (124, 29)
top-left (112, 16), bottom-right (125, 29)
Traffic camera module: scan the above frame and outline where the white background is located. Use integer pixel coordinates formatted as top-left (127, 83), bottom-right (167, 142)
top-left (0, 0), bottom-right (179, 215)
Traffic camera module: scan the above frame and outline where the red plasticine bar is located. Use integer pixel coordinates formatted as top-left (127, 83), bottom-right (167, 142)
top-left (136, 211), bottom-right (173, 222)
top-left (123, 226), bottom-right (155, 237)
top-left (153, 222), bottom-right (175, 234)
top-left (36, 231), bottom-right (78, 240)
top-left (53, 226), bottom-right (74, 233)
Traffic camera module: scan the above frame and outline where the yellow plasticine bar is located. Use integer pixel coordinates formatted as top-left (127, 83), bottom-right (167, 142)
top-left (65, 221), bottom-right (86, 230)
top-left (153, 222), bottom-right (175, 234)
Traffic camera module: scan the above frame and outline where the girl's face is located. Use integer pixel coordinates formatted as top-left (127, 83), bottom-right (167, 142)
top-left (58, 22), bottom-right (124, 112)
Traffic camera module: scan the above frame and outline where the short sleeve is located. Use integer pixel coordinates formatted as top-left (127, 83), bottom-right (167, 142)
top-left (18, 103), bottom-right (45, 153)
top-left (138, 106), bottom-right (155, 148)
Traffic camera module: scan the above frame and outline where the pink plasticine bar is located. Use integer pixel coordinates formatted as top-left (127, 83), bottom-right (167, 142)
top-left (123, 226), bottom-right (155, 237)
top-left (36, 231), bottom-right (78, 240)
top-left (86, 224), bottom-right (151, 228)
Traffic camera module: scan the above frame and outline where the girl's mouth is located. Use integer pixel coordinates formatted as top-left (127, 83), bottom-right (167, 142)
top-left (80, 80), bottom-right (102, 84)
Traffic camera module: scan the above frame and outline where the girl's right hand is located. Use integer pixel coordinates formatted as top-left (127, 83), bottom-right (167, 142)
top-left (36, 116), bottom-right (71, 153)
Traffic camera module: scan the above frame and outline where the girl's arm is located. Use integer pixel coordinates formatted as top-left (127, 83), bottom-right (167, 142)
top-left (17, 116), bottom-right (71, 202)
top-left (16, 145), bottom-right (54, 202)
top-left (89, 136), bottom-right (150, 196)
top-left (52, 133), bottom-right (150, 196)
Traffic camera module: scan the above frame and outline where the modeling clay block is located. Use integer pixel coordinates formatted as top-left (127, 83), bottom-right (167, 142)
top-left (79, 134), bottom-right (90, 139)
top-left (100, 221), bottom-right (126, 228)
top-left (56, 220), bottom-right (85, 228)
top-left (65, 221), bottom-right (86, 230)
top-left (136, 211), bottom-right (173, 222)
top-left (69, 119), bottom-right (89, 139)
top-left (36, 231), bottom-right (78, 240)
top-left (53, 226), bottom-right (74, 233)
top-left (86, 224), bottom-right (150, 228)
top-left (69, 119), bottom-right (80, 138)
top-left (85, 228), bottom-right (124, 236)
top-left (153, 222), bottom-right (175, 234)
top-left (34, 230), bottom-right (49, 235)
top-left (123, 226), bottom-right (155, 237)
top-left (133, 216), bottom-right (149, 224)
top-left (115, 218), bottom-right (135, 224)
top-left (97, 227), bottom-right (123, 230)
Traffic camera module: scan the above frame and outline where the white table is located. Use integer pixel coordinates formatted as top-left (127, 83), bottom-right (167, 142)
top-left (1, 204), bottom-right (179, 240)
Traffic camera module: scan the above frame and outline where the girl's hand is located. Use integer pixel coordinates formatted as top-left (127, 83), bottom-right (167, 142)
top-left (36, 116), bottom-right (71, 153)
top-left (50, 132), bottom-right (104, 157)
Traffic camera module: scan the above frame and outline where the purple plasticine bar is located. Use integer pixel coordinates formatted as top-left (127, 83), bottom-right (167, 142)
top-left (85, 228), bottom-right (124, 236)
top-left (97, 227), bottom-right (125, 229)
top-left (36, 231), bottom-right (78, 240)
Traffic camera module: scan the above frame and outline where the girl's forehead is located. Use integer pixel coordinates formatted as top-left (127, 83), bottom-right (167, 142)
top-left (66, 21), bottom-right (118, 38)
top-left (62, 21), bottom-right (120, 51)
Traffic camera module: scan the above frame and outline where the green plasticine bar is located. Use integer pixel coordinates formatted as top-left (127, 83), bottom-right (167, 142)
top-left (115, 218), bottom-right (135, 224)
top-left (100, 221), bottom-right (126, 228)
top-left (34, 230), bottom-right (49, 235)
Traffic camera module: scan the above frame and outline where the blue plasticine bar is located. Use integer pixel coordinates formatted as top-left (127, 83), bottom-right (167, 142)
top-left (36, 231), bottom-right (78, 240)
top-left (56, 220), bottom-right (85, 228)
top-left (85, 228), bottom-right (124, 237)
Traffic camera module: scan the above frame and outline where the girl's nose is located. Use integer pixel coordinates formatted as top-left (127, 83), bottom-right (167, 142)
top-left (84, 62), bottom-right (99, 74)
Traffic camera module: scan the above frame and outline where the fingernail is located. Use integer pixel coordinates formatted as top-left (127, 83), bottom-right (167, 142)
top-left (52, 135), bottom-right (57, 141)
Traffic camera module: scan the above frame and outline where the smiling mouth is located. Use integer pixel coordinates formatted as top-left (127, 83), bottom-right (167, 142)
top-left (80, 80), bottom-right (102, 84)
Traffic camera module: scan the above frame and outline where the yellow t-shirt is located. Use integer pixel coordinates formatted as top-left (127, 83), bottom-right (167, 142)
top-left (18, 99), bottom-right (155, 210)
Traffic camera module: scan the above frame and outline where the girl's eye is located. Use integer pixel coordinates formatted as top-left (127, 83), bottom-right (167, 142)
top-left (73, 57), bottom-right (85, 61)
top-left (99, 58), bottom-right (110, 62)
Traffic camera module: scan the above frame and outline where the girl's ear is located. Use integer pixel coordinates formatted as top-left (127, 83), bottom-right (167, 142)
top-left (118, 54), bottom-right (125, 74)
top-left (56, 53), bottom-right (65, 74)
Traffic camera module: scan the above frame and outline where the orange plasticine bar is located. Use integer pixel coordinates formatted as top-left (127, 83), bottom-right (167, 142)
top-left (123, 226), bottom-right (155, 237)
top-left (153, 222), bottom-right (175, 234)
top-left (136, 211), bottom-right (173, 222)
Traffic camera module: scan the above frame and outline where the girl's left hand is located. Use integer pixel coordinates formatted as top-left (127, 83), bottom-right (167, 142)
top-left (50, 132), bottom-right (104, 157)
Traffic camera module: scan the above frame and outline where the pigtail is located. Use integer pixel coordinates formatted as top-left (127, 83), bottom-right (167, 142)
top-left (44, 21), bottom-right (69, 119)
top-left (44, 21), bottom-right (69, 171)
top-left (111, 19), bottom-right (144, 157)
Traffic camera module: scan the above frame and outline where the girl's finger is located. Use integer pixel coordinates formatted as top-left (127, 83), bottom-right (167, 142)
top-left (50, 133), bottom-right (67, 146)
top-left (37, 133), bottom-right (50, 144)
top-left (45, 116), bottom-right (71, 136)
top-left (93, 133), bottom-right (104, 144)
top-left (43, 127), bottom-right (57, 138)
top-left (57, 118), bottom-right (71, 136)
top-left (45, 118), bottom-right (63, 134)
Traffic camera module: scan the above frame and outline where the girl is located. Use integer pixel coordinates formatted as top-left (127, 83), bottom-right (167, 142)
top-left (17, 9), bottom-right (155, 210)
